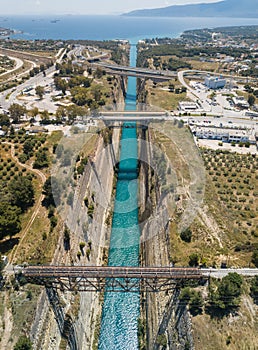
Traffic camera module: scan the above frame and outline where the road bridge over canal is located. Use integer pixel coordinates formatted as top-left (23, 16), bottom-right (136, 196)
top-left (94, 62), bottom-right (176, 81)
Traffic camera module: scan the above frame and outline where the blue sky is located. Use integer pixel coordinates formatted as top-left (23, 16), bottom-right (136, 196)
top-left (0, 0), bottom-right (220, 15)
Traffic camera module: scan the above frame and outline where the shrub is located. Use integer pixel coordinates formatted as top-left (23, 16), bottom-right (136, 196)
top-left (14, 336), bottom-right (32, 350)
top-left (252, 249), bottom-right (258, 267)
top-left (189, 253), bottom-right (199, 267)
top-left (180, 228), bottom-right (192, 243)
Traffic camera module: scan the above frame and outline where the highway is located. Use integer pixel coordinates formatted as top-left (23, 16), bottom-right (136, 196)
top-left (0, 49), bottom-right (66, 111)
top-left (0, 66), bottom-right (56, 110)
top-left (94, 62), bottom-right (176, 81)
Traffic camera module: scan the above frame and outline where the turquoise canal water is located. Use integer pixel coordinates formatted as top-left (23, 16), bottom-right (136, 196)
top-left (98, 44), bottom-right (140, 350)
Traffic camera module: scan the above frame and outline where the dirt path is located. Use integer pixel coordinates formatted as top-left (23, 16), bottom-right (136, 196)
top-left (197, 205), bottom-right (223, 248)
top-left (242, 295), bottom-right (257, 322)
top-left (3, 142), bottom-right (46, 263)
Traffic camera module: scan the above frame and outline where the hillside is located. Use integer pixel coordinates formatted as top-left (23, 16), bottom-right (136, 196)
top-left (123, 0), bottom-right (258, 18)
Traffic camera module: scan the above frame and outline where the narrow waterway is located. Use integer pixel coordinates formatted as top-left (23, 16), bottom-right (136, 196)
top-left (98, 43), bottom-right (140, 350)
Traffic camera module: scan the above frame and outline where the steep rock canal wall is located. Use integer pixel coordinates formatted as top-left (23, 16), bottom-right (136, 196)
top-left (139, 127), bottom-right (195, 350)
top-left (30, 128), bottom-right (121, 350)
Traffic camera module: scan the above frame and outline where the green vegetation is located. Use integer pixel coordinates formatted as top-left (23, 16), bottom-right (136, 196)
top-left (0, 174), bottom-right (34, 240)
top-left (0, 202), bottom-right (21, 239)
top-left (35, 85), bottom-right (45, 100)
top-left (180, 287), bottom-right (203, 315)
top-left (180, 228), bottom-right (192, 243)
top-left (138, 317), bottom-right (146, 350)
top-left (137, 42), bottom-right (247, 68)
top-left (201, 149), bottom-right (257, 250)
top-left (9, 175), bottom-right (35, 211)
top-left (14, 336), bottom-right (32, 350)
top-left (156, 333), bottom-right (167, 347)
top-left (146, 83), bottom-right (189, 110)
top-left (0, 55), bottom-right (15, 74)
top-left (0, 39), bottom-right (62, 53)
top-left (208, 273), bottom-right (243, 313)
top-left (9, 103), bottom-right (27, 123)
top-left (54, 60), bottom-right (110, 111)
top-left (250, 276), bottom-right (258, 303)
top-left (252, 249), bottom-right (258, 267)
top-left (33, 148), bottom-right (49, 169)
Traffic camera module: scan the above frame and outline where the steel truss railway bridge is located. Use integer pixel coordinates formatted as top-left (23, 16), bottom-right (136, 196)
top-left (21, 266), bottom-right (258, 293)
top-left (22, 266), bottom-right (206, 293)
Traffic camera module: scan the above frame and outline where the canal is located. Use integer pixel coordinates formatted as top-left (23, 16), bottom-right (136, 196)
top-left (98, 43), bottom-right (140, 349)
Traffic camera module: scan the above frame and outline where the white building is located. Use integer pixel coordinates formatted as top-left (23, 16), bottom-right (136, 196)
top-left (193, 126), bottom-right (251, 143)
top-left (205, 75), bottom-right (226, 89)
top-left (232, 96), bottom-right (249, 109)
top-left (178, 101), bottom-right (199, 112)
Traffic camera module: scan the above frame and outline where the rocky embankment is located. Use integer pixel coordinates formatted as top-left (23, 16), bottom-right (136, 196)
top-left (138, 127), bottom-right (195, 350)
top-left (29, 126), bottom-right (121, 350)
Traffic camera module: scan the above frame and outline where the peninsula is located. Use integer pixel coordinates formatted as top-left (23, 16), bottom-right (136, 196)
top-left (123, 0), bottom-right (258, 18)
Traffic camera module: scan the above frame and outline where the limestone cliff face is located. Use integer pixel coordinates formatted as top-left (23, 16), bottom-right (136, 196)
top-left (30, 128), bottom-right (121, 350)
top-left (139, 128), bottom-right (194, 350)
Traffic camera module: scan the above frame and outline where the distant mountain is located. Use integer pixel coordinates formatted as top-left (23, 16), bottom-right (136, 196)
top-left (123, 0), bottom-right (258, 18)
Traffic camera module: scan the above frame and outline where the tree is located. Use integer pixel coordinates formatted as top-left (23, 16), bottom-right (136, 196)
top-left (94, 67), bottom-right (104, 79)
top-left (248, 94), bottom-right (255, 106)
top-left (64, 224), bottom-right (70, 251)
top-left (56, 106), bottom-right (67, 121)
top-left (180, 228), bottom-right (192, 243)
top-left (250, 276), bottom-right (258, 303)
top-left (189, 253), bottom-right (199, 267)
top-left (0, 202), bottom-right (21, 239)
top-left (209, 273), bottom-right (243, 311)
top-left (23, 139), bottom-right (34, 155)
top-left (218, 273), bottom-right (242, 307)
top-left (28, 107), bottom-right (39, 119)
top-left (35, 85), bottom-right (45, 100)
top-left (9, 103), bottom-right (26, 123)
top-left (91, 85), bottom-right (102, 102)
top-left (9, 175), bottom-right (35, 212)
top-left (251, 249), bottom-right (258, 267)
top-left (54, 77), bottom-right (68, 95)
top-left (14, 336), bottom-right (32, 350)
top-left (40, 110), bottom-right (50, 124)
top-left (179, 287), bottom-right (203, 315)
top-left (33, 149), bottom-right (49, 169)
top-left (0, 113), bottom-right (10, 127)
top-left (42, 176), bottom-right (61, 207)
top-left (71, 86), bottom-right (89, 106)
top-left (244, 84), bottom-right (253, 93)
top-left (189, 291), bottom-right (203, 315)
top-left (179, 287), bottom-right (192, 304)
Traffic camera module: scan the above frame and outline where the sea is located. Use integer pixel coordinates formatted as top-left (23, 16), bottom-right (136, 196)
top-left (1, 15), bottom-right (258, 42)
